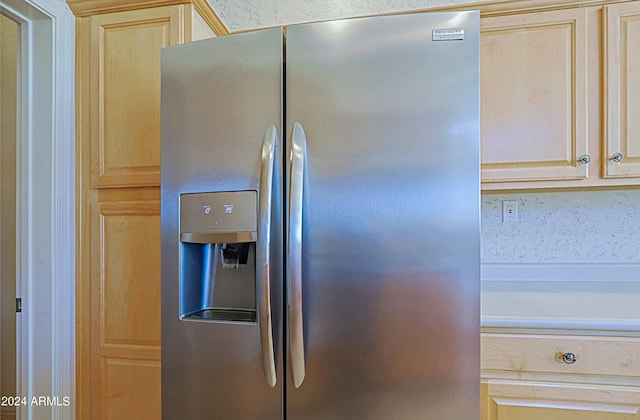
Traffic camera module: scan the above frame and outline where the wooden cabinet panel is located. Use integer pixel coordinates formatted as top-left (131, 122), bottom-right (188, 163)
top-left (482, 333), bottom-right (640, 420)
top-left (93, 201), bottom-right (161, 347)
top-left (481, 9), bottom-right (589, 183)
top-left (483, 380), bottom-right (640, 420)
top-left (482, 334), bottom-right (640, 377)
top-left (605, 1), bottom-right (640, 178)
top-left (103, 358), bottom-right (161, 420)
top-left (89, 7), bottom-right (181, 188)
top-left (90, 200), bottom-right (161, 419)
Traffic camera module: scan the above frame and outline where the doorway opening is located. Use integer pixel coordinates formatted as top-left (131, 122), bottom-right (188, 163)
top-left (0, 0), bottom-right (75, 418)
top-left (1, 11), bottom-right (19, 420)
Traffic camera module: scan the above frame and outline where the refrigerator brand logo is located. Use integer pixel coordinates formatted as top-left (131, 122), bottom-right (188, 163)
top-left (203, 205), bottom-right (212, 214)
top-left (432, 28), bottom-right (464, 41)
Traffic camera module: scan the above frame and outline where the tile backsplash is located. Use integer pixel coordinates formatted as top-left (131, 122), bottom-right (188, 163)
top-left (481, 189), bottom-right (640, 264)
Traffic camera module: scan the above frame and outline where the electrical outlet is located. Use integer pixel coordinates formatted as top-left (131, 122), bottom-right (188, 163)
top-left (502, 200), bottom-right (518, 223)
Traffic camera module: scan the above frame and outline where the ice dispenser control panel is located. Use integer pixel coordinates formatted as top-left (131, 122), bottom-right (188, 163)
top-left (180, 191), bottom-right (257, 240)
top-left (179, 191), bottom-right (257, 323)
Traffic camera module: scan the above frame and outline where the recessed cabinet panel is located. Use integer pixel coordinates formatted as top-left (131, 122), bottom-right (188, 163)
top-left (483, 380), bottom-right (640, 420)
top-left (103, 358), bottom-right (161, 420)
top-left (481, 9), bottom-right (589, 183)
top-left (605, 2), bottom-right (640, 178)
top-left (90, 7), bottom-right (180, 188)
top-left (90, 199), bottom-right (162, 419)
top-left (94, 202), bottom-right (161, 347)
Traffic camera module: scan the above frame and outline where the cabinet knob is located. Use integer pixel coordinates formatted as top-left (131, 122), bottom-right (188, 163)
top-left (578, 155), bottom-right (591, 165)
top-left (562, 352), bottom-right (577, 364)
top-left (611, 153), bottom-right (624, 163)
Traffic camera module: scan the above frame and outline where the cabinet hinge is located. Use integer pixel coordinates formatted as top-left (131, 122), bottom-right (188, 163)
top-left (16, 297), bottom-right (22, 313)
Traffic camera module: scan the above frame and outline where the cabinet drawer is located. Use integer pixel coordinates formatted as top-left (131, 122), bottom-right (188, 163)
top-left (482, 334), bottom-right (640, 377)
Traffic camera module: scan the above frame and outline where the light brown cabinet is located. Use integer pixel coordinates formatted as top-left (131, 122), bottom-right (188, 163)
top-left (481, 333), bottom-right (640, 420)
top-left (604, 1), bottom-right (640, 179)
top-left (481, 8), bottom-right (591, 185)
top-left (71, 2), bottom-right (226, 418)
top-left (86, 6), bottom-right (180, 188)
top-left (481, 1), bottom-right (640, 190)
top-left (483, 380), bottom-right (640, 420)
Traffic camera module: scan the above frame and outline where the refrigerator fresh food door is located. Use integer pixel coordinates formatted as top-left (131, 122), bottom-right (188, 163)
top-left (285, 11), bottom-right (480, 419)
top-left (161, 28), bottom-right (284, 419)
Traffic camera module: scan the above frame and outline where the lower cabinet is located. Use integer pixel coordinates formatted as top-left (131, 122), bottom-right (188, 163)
top-left (481, 332), bottom-right (640, 420)
top-left (482, 380), bottom-right (640, 419)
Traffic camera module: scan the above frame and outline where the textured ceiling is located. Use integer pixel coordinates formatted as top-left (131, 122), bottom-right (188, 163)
top-left (208, 0), bottom-right (480, 32)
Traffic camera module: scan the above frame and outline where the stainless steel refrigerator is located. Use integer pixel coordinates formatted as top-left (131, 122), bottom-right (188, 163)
top-left (161, 10), bottom-right (479, 419)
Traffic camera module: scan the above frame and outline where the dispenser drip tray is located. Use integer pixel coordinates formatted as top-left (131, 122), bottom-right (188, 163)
top-left (184, 308), bottom-right (256, 323)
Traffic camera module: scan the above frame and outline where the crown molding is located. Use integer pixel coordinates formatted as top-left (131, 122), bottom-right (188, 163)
top-left (67, 0), bottom-right (184, 16)
top-left (427, 0), bottom-right (638, 16)
top-left (66, 0), bottom-right (229, 35)
top-left (191, 0), bottom-right (228, 35)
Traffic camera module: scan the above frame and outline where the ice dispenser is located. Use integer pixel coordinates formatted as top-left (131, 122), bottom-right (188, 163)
top-left (180, 191), bottom-right (257, 323)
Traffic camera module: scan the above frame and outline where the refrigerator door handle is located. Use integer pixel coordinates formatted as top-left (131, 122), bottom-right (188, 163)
top-left (258, 124), bottom-right (278, 387)
top-left (289, 122), bottom-right (306, 388)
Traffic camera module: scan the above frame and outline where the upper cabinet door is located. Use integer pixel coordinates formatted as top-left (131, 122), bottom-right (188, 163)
top-left (88, 7), bottom-right (182, 188)
top-left (604, 1), bottom-right (640, 179)
top-left (481, 9), bottom-right (589, 184)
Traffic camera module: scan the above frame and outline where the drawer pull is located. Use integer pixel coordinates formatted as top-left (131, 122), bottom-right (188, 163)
top-left (561, 352), bottom-right (577, 364)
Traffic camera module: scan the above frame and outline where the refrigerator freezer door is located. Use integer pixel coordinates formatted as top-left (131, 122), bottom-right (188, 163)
top-left (285, 11), bottom-right (480, 419)
top-left (161, 29), bottom-right (284, 419)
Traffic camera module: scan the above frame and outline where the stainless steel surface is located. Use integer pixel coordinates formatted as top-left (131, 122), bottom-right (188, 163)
top-left (612, 152), bottom-right (624, 162)
top-left (257, 125), bottom-right (278, 387)
top-left (579, 154), bottom-right (591, 164)
top-left (562, 352), bottom-right (577, 364)
top-left (288, 122), bottom-right (306, 389)
top-left (180, 231), bottom-right (256, 244)
top-left (201, 243), bottom-right (219, 311)
top-left (286, 11), bottom-right (480, 419)
top-left (161, 28), bottom-right (283, 419)
top-left (162, 11), bottom-right (479, 420)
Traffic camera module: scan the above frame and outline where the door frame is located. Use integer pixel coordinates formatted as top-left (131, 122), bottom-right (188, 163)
top-left (0, 0), bottom-right (75, 418)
